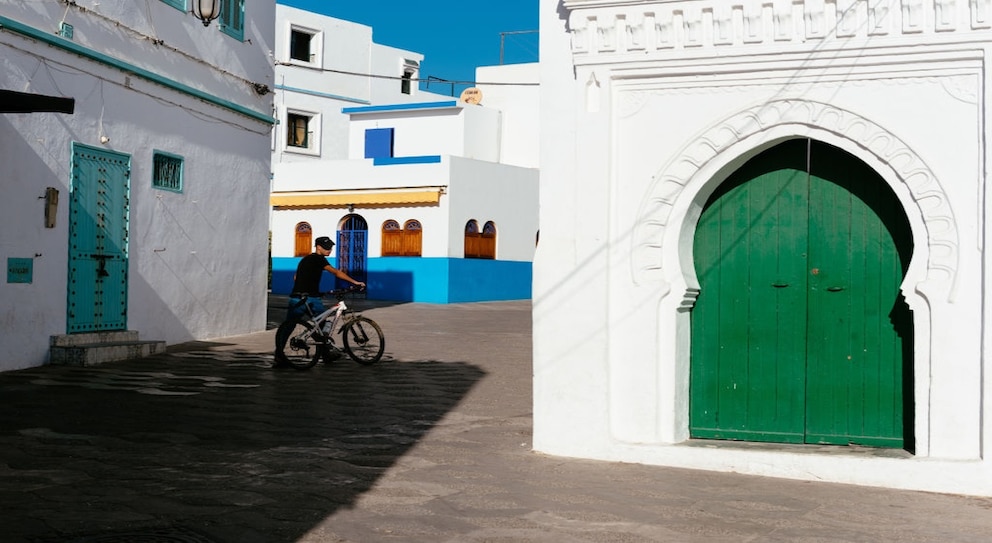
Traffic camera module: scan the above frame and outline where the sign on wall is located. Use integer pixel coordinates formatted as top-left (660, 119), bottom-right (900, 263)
top-left (7, 258), bottom-right (33, 284)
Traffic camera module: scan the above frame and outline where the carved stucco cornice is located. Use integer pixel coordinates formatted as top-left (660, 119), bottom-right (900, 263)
top-left (632, 99), bottom-right (959, 300)
top-left (564, 0), bottom-right (992, 60)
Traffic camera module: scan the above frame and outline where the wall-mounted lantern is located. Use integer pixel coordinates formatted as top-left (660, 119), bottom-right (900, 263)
top-left (191, 0), bottom-right (221, 27)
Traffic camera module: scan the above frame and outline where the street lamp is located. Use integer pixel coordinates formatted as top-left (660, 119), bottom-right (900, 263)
top-left (191, 0), bottom-right (221, 27)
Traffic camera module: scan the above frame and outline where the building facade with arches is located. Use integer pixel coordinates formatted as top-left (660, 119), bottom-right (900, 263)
top-left (269, 5), bottom-right (539, 304)
top-left (535, 0), bottom-right (992, 496)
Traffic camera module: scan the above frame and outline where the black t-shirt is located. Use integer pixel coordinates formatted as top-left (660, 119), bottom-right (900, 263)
top-left (291, 253), bottom-right (330, 295)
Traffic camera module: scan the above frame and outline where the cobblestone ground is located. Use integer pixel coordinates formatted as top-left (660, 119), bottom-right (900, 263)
top-left (1, 297), bottom-right (991, 542)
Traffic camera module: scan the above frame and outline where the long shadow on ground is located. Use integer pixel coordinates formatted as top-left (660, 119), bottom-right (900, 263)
top-left (0, 349), bottom-right (484, 543)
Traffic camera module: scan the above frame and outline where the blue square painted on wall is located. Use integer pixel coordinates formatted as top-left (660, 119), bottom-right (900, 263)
top-left (364, 128), bottom-right (394, 159)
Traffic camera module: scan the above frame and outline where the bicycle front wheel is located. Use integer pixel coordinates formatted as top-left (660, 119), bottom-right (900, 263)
top-left (278, 319), bottom-right (324, 370)
top-left (341, 316), bottom-right (385, 365)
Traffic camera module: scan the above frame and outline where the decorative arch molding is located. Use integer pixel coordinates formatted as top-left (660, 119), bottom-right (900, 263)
top-left (632, 99), bottom-right (959, 299)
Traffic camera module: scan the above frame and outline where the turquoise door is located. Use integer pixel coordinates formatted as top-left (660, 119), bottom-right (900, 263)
top-left (690, 139), bottom-right (913, 448)
top-left (67, 144), bottom-right (130, 333)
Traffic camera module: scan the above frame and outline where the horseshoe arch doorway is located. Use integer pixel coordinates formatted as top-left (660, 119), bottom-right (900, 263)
top-left (689, 138), bottom-right (914, 450)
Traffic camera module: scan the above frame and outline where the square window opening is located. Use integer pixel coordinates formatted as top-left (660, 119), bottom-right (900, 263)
top-left (153, 151), bottom-right (184, 193)
top-left (287, 113), bottom-right (311, 149)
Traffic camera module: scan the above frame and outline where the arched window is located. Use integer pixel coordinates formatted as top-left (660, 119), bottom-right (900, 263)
top-left (480, 221), bottom-right (496, 259)
top-left (382, 219), bottom-right (423, 257)
top-left (294, 222), bottom-right (312, 256)
top-left (403, 219), bottom-right (423, 257)
top-left (464, 219), bottom-right (481, 258)
top-left (382, 220), bottom-right (401, 256)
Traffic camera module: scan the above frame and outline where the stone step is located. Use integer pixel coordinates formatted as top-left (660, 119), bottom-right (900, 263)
top-left (50, 331), bottom-right (166, 367)
top-left (51, 330), bottom-right (140, 347)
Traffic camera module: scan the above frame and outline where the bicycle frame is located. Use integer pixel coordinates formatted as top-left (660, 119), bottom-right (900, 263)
top-left (295, 297), bottom-right (350, 343)
top-left (280, 286), bottom-right (385, 367)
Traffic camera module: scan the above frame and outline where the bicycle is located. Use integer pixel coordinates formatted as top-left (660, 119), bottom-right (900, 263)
top-left (275, 286), bottom-right (385, 370)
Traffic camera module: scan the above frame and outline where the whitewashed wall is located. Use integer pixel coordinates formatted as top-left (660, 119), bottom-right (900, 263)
top-left (273, 5), bottom-right (449, 163)
top-left (271, 156), bottom-right (537, 261)
top-left (0, 1), bottom-right (274, 370)
top-left (273, 158), bottom-right (448, 192)
top-left (536, 0), bottom-right (992, 496)
top-left (271, 205), bottom-right (451, 260)
top-left (345, 103), bottom-right (501, 161)
top-left (270, 157), bottom-right (453, 259)
top-left (477, 63), bottom-right (540, 169)
top-left (447, 157), bottom-right (539, 261)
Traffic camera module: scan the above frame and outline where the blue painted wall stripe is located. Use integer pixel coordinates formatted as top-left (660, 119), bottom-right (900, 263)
top-left (272, 256), bottom-right (532, 304)
top-left (274, 84), bottom-right (370, 105)
top-left (342, 101), bottom-right (459, 114)
top-left (373, 155), bottom-right (441, 166)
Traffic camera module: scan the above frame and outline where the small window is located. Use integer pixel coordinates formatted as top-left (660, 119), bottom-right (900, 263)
top-left (464, 220), bottom-right (481, 258)
top-left (382, 219), bottom-right (423, 257)
top-left (401, 59), bottom-right (419, 95)
top-left (289, 25), bottom-right (321, 64)
top-left (160, 0), bottom-right (186, 11)
top-left (294, 222), bottom-right (312, 257)
top-left (480, 221), bottom-right (496, 260)
top-left (285, 110), bottom-right (319, 153)
top-left (382, 220), bottom-right (402, 256)
top-left (290, 30), bottom-right (312, 62)
top-left (152, 151), bottom-right (183, 192)
top-left (403, 220), bottom-right (423, 257)
top-left (220, 0), bottom-right (244, 41)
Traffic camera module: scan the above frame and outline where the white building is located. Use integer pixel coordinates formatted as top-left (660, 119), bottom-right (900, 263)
top-left (535, 0), bottom-right (992, 496)
top-left (272, 4), bottom-right (451, 164)
top-left (270, 5), bottom-right (539, 303)
top-left (0, 1), bottom-right (275, 371)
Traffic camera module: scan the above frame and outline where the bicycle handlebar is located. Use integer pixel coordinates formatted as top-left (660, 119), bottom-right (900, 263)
top-left (289, 285), bottom-right (366, 302)
top-left (325, 285), bottom-right (366, 298)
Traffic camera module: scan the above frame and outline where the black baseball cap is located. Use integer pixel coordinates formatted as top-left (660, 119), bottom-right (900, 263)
top-left (315, 236), bottom-right (334, 250)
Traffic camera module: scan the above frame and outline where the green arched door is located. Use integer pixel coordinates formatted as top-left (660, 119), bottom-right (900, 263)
top-left (690, 139), bottom-right (913, 448)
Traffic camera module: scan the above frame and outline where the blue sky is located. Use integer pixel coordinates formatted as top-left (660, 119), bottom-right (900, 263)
top-left (278, 1), bottom-right (539, 97)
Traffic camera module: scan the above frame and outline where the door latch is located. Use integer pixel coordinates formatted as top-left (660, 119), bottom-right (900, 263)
top-left (91, 254), bottom-right (111, 278)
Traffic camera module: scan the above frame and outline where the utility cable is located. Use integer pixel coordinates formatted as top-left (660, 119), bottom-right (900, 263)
top-left (274, 61), bottom-right (539, 87)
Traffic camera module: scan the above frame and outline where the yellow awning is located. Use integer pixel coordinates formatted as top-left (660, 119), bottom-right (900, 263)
top-left (271, 188), bottom-right (444, 208)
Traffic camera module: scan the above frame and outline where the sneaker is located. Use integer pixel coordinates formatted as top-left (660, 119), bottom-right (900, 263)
top-left (272, 353), bottom-right (292, 368)
top-left (321, 347), bottom-right (342, 364)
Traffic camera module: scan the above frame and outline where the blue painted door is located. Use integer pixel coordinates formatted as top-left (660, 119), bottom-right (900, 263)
top-left (67, 144), bottom-right (130, 332)
top-left (336, 214), bottom-right (368, 286)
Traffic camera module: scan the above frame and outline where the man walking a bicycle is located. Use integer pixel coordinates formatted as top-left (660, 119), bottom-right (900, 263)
top-left (274, 236), bottom-right (365, 368)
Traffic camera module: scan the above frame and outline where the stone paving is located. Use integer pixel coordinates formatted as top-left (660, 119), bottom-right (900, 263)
top-left (1, 296), bottom-right (992, 542)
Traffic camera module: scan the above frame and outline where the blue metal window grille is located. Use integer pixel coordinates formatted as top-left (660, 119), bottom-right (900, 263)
top-left (220, 0), bottom-right (244, 41)
top-left (160, 0), bottom-right (186, 11)
top-left (337, 215), bottom-right (368, 285)
top-left (152, 151), bottom-right (183, 193)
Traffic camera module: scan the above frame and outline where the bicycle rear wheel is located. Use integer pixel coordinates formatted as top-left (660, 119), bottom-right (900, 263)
top-left (278, 319), bottom-right (324, 370)
top-left (341, 316), bottom-right (385, 365)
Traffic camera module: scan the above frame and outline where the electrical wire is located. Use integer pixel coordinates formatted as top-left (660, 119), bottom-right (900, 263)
top-left (2, 39), bottom-right (271, 135)
top-left (274, 61), bottom-right (539, 87)
top-left (52, 0), bottom-right (265, 91)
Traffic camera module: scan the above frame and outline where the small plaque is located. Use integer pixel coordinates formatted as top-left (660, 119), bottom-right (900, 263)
top-left (7, 258), bottom-right (33, 284)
